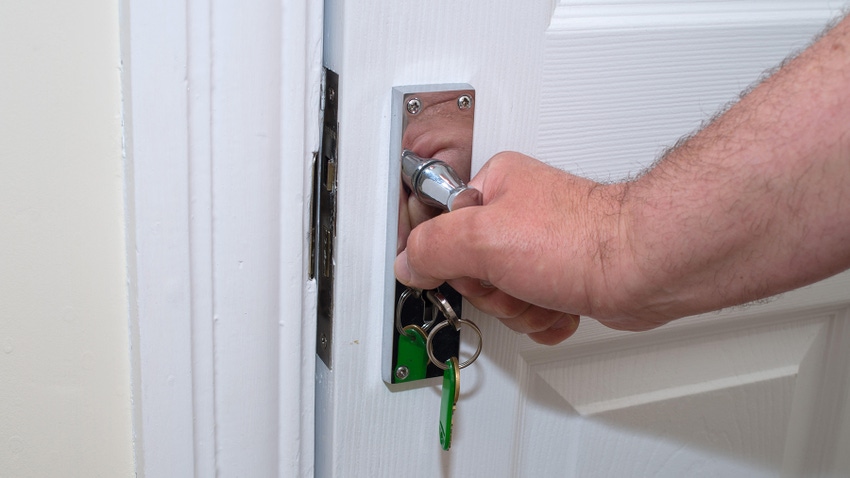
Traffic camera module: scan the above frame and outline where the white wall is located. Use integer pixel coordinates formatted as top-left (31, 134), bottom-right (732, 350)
top-left (0, 1), bottom-right (135, 476)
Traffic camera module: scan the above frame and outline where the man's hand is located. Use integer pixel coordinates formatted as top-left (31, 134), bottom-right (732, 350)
top-left (395, 152), bottom-right (658, 345)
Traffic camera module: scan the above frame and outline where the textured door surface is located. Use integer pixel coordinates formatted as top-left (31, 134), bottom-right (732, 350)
top-left (318, 1), bottom-right (850, 476)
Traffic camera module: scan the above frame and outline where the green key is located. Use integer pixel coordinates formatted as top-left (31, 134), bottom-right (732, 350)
top-left (439, 356), bottom-right (460, 450)
top-left (395, 325), bottom-right (429, 383)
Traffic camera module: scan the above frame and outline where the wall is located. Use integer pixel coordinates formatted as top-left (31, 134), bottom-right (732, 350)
top-left (0, 1), bottom-right (135, 476)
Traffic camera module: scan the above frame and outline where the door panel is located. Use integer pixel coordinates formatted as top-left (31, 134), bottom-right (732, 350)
top-left (540, 4), bottom-right (837, 181)
top-left (519, 290), bottom-right (850, 476)
top-left (319, 1), bottom-right (850, 476)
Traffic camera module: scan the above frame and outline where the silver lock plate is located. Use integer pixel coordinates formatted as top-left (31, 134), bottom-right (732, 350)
top-left (382, 84), bottom-right (475, 385)
top-left (314, 68), bottom-right (339, 368)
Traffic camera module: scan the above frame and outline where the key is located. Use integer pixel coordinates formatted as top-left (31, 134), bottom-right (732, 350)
top-left (394, 325), bottom-right (429, 383)
top-left (439, 356), bottom-right (460, 450)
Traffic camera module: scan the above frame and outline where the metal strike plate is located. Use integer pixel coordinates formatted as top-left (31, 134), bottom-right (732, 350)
top-left (314, 68), bottom-right (339, 368)
top-left (382, 84), bottom-right (475, 385)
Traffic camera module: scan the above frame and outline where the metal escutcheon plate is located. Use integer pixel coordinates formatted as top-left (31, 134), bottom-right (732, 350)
top-left (382, 84), bottom-right (475, 385)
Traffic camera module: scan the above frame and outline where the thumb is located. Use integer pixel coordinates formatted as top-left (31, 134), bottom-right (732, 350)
top-left (394, 205), bottom-right (491, 290)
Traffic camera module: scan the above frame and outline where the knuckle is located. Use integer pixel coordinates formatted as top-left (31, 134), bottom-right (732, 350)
top-left (486, 151), bottom-right (517, 174)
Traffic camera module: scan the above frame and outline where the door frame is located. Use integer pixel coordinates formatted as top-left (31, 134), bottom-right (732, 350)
top-left (122, 0), bottom-right (322, 476)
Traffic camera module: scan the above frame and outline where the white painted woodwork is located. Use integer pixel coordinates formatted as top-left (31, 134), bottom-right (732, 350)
top-left (320, 0), bottom-right (850, 476)
top-left (124, 0), bottom-right (321, 476)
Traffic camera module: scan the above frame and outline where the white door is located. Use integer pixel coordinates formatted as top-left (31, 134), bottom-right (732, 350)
top-left (318, 1), bottom-right (850, 477)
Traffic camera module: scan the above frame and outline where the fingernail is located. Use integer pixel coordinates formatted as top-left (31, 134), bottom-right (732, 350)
top-left (394, 251), bottom-right (412, 284)
top-left (480, 280), bottom-right (494, 288)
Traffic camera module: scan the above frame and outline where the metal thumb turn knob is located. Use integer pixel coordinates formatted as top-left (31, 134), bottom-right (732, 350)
top-left (401, 150), bottom-right (482, 212)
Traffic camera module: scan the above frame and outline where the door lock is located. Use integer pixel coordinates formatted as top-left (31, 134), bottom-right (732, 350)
top-left (383, 84), bottom-right (476, 385)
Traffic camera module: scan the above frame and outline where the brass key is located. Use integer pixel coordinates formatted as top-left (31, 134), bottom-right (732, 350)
top-left (439, 356), bottom-right (460, 450)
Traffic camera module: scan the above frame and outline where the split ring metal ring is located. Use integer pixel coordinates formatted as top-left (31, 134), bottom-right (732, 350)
top-left (395, 287), bottom-right (437, 335)
top-left (426, 318), bottom-right (483, 370)
top-left (396, 287), bottom-right (424, 336)
top-left (425, 289), bottom-right (459, 328)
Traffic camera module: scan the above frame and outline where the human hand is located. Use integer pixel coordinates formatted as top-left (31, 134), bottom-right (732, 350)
top-left (394, 152), bottom-right (669, 345)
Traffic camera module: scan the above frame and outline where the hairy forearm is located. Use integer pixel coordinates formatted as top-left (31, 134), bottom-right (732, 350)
top-left (616, 15), bottom-right (850, 321)
top-left (396, 14), bottom-right (850, 341)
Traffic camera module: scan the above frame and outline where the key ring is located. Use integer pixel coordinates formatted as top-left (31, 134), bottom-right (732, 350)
top-left (426, 317), bottom-right (483, 370)
top-left (424, 289), bottom-right (483, 369)
top-left (396, 287), bottom-right (440, 336)
top-left (425, 290), bottom-right (459, 328)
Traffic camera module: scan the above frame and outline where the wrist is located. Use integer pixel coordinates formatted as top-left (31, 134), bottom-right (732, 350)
top-left (580, 181), bottom-right (640, 321)
top-left (581, 179), bottom-right (679, 328)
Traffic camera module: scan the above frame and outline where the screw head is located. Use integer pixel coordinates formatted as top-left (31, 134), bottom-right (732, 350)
top-left (320, 334), bottom-right (328, 349)
top-left (328, 87), bottom-right (336, 102)
top-left (457, 95), bottom-right (473, 110)
top-left (406, 98), bottom-right (422, 115)
top-left (395, 366), bottom-right (410, 380)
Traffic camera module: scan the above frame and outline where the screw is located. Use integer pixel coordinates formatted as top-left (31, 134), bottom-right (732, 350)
top-left (328, 87), bottom-right (336, 102)
top-left (407, 98), bottom-right (421, 115)
top-left (457, 95), bottom-right (472, 110)
top-left (395, 366), bottom-right (410, 380)
top-left (320, 334), bottom-right (328, 349)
